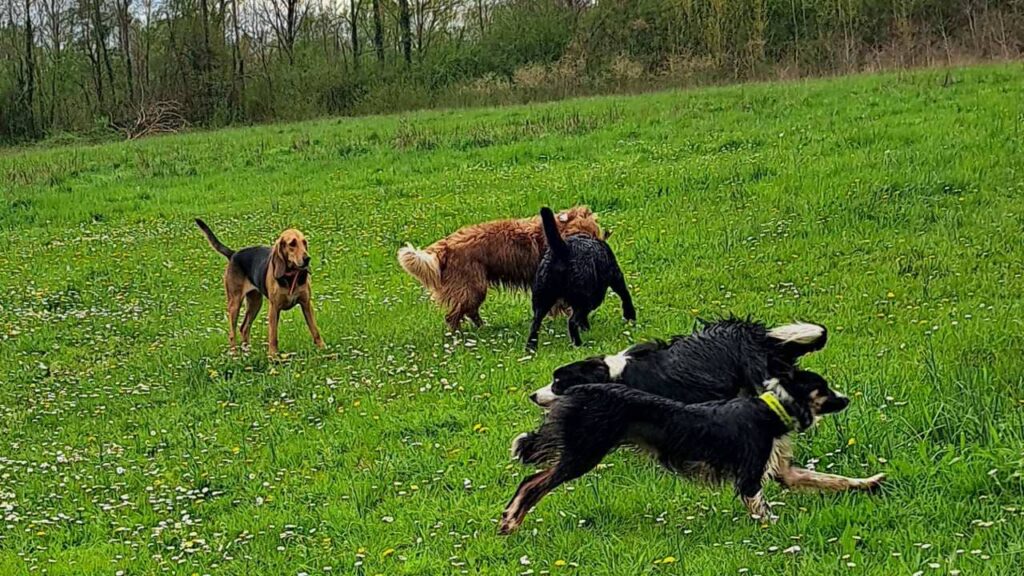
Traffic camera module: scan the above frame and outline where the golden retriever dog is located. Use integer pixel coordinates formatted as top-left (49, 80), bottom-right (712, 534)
top-left (196, 219), bottom-right (324, 356)
top-left (398, 206), bottom-right (602, 331)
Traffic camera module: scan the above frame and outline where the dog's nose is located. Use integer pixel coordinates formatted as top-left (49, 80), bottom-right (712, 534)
top-left (529, 392), bottom-right (539, 405)
top-left (302, 256), bottom-right (311, 266)
top-left (825, 395), bottom-right (850, 414)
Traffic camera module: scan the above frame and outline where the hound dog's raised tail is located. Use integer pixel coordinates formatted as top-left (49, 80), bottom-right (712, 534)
top-left (195, 218), bottom-right (235, 259)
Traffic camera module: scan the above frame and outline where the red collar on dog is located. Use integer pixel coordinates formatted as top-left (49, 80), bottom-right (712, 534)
top-left (281, 270), bottom-right (304, 295)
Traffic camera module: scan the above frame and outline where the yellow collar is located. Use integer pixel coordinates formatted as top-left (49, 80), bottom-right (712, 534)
top-left (759, 392), bottom-right (796, 430)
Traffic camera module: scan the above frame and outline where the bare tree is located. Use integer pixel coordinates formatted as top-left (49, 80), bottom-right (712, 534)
top-left (260, 0), bottom-right (310, 65)
top-left (230, 0), bottom-right (244, 108)
top-left (348, 0), bottom-right (362, 68)
top-left (371, 0), bottom-right (383, 63)
top-left (77, 0), bottom-right (115, 110)
top-left (398, 0), bottom-right (411, 64)
top-left (40, 0), bottom-right (70, 126)
top-left (412, 0), bottom-right (459, 56)
top-left (23, 0), bottom-right (37, 134)
top-left (114, 0), bottom-right (133, 104)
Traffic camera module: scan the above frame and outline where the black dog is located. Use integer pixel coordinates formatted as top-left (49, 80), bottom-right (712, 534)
top-left (500, 373), bottom-right (883, 534)
top-left (526, 207), bottom-right (635, 350)
top-left (520, 319), bottom-right (885, 517)
top-left (530, 318), bottom-right (826, 406)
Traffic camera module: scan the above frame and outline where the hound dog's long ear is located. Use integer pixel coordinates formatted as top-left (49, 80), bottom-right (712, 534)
top-left (767, 322), bottom-right (827, 360)
top-left (271, 236), bottom-right (288, 280)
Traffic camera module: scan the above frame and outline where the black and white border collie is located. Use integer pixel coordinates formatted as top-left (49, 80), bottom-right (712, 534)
top-left (500, 369), bottom-right (879, 534)
top-left (531, 318), bottom-right (828, 407)
top-left (499, 319), bottom-right (885, 534)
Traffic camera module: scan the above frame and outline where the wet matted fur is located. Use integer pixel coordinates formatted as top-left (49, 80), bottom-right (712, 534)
top-left (526, 207), bottom-right (635, 350)
top-left (398, 206), bottom-right (602, 331)
top-left (501, 372), bottom-right (883, 534)
top-left (530, 318), bottom-right (884, 489)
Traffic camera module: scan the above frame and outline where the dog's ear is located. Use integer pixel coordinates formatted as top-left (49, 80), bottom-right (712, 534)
top-left (271, 237), bottom-right (288, 279)
top-left (767, 323), bottom-right (827, 360)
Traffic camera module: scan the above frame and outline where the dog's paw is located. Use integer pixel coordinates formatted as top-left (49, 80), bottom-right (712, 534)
top-left (750, 509), bottom-right (778, 524)
top-left (314, 338), bottom-right (326, 349)
top-left (497, 512), bottom-right (520, 535)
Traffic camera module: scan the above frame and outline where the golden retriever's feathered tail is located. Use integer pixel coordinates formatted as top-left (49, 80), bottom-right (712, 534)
top-left (398, 245), bottom-right (442, 294)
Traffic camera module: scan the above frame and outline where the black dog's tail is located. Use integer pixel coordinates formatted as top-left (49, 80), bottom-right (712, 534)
top-left (540, 207), bottom-right (570, 259)
top-left (194, 218), bottom-right (235, 259)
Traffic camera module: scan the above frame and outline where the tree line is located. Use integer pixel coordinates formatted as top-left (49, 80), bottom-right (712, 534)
top-left (2, 0), bottom-right (1022, 143)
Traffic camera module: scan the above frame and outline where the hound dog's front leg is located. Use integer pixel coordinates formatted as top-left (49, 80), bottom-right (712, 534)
top-left (267, 302), bottom-right (281, 357)
top-left (299, 294), bottom-right (325, 348)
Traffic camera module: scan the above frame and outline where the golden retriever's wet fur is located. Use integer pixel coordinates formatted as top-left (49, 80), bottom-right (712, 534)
top-left (398, 207), bottom-right (602, 330)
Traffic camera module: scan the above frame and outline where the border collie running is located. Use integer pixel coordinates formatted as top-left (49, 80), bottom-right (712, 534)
top-left (501, 319), bottom-right (885, 534)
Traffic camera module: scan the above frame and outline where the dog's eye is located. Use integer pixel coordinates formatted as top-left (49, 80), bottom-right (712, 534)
top-left (303, 239), bottom-right (308, 246)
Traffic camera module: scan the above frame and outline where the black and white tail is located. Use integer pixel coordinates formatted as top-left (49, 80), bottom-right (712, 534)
top-left (767, 322), bottom-right (828, 359)
top-left (540, 207), bottom-right (570, 259)
top-left (194, 218), bottom-right (235, 259)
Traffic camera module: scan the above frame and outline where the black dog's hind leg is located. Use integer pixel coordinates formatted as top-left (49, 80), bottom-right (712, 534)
top-left (499, 440), bottom-right (613, 535)
top-left (567, 309), bottom-right (587, 346)
top-left (577, 313), bottom-right (591, 331)
top-left (610, 268), bottom-right (636, 322)
top-left (527, 291), bottom-right (558, 351)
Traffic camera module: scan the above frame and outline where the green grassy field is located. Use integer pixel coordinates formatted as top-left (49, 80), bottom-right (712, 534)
top-left (2, 64), bottom-right (1024, 575)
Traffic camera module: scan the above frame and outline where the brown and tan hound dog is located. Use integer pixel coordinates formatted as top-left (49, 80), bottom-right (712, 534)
top-left (195, 219), bottom-right (324, 356)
